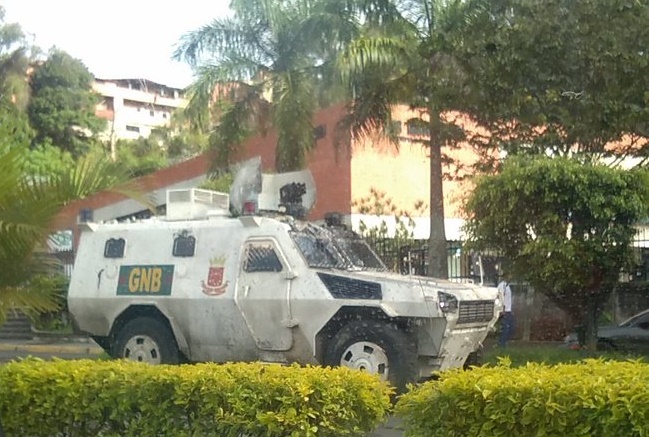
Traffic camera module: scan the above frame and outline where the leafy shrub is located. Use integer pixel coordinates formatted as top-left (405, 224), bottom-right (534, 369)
top-left (0, 359), bottom-right (392, 437)
top-left (24, 273), bottom-right (71, 332)
top-left (397, 359), bottom-right (649, 437)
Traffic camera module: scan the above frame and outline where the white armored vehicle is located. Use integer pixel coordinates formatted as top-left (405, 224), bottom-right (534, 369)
top-left (68, 162), bottom-right (501, 391)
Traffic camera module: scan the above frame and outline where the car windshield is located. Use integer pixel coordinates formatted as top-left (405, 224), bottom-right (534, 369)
top-left (291, 224), bottom-right (386, 271)
top-left (619, 309), bottom-right (649, 327)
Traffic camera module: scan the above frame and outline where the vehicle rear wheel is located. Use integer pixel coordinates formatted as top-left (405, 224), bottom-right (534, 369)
top-left (597, 338), bottom-right (618, 351)
top-left (112, 317), bottom-right (179, 364)
top-left (324, 320), bottom-right (417, 394)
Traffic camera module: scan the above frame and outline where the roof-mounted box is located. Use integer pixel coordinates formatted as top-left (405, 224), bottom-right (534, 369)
top-left (166, 188), bottom-right (229, 221)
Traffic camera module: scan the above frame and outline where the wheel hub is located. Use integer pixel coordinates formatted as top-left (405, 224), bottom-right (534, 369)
top-left (339, 341), bottom-right (389, 380)
top-left (123, 335), bottom-right (161, 364)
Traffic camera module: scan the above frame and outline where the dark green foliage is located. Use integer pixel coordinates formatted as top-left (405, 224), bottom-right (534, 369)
top-left (27, 50), bottom-right (105, 157)
top-left (464, 157), bottom-right (649, 347)
top-left (458, 0), bottom-right (649, 166)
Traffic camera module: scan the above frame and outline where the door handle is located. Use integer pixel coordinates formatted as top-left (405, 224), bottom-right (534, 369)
top-left (244, 285), bottom-right (250, 297)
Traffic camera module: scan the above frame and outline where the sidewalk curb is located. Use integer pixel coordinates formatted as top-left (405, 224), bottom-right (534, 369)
top-left (0, 343), bottom-right (103, 355)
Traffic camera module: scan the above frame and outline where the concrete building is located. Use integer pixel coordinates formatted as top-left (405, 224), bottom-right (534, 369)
top-left (93, 78), bottom-right (187, 142)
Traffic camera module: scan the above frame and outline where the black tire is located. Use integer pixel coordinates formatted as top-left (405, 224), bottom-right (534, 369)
top-left (463, 350), bottom-right (482, 369)
top-left (324, 320), bottom-right (417, 394)
top-left (111, 317), bottom-right (180, 364)
top-left (597, 338), bottom-right (618, 351)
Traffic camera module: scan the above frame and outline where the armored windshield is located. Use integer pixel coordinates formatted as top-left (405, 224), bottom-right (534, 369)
top-left (291, 224), bottom-right (386, 270)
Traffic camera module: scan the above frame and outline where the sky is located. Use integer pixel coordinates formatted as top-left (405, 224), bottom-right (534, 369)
top-left (2, 0), bottom-right (231, 89)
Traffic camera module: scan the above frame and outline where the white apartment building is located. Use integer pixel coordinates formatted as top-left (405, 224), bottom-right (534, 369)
top-left (93, 78), bottom-right (187, 141)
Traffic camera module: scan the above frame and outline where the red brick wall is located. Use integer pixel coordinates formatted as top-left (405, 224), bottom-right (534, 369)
top-left (230, 104), bottom-right (352, 219)
top-left (54, 105), bottom-right (353, 240)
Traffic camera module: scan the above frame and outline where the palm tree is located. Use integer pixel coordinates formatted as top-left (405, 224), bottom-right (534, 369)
top-left (173, 0), bottom-right (359, 173)
top-left (337, 0), bottom-right (486, 279)
top-left (0, 144), bottom-right (146, 324)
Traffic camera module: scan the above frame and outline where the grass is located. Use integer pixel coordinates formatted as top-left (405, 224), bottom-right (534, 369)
top-left (482, 342), bottom-right (646, 367)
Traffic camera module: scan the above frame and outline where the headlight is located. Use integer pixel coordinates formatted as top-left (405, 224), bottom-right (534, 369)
top-left (438, 291), bottom-right (458, 313)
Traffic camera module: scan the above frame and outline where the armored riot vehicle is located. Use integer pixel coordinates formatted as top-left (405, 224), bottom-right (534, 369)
top-left (67, 161), bottom-right (501, 391)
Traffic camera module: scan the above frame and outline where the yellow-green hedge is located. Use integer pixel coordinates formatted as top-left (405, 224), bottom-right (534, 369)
top-left (396, 359), bottom-right (649, 437)
top-left (0, 359), bottom-right (392, 437)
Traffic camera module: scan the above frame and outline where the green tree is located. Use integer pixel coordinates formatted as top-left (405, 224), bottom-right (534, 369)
top-left (0, 97), bottom-right (33, 149)
top-left (113, 136), bottom-right (168, 178)
top-left (463, 157), bottom-right (649, 349)
top-left (0, 5), bottom-right (34, 151)
top-left (28, 50), bottom-right (105, 157)
top-left (337, 0), bottom-right (484, 279)
top-left (457, 0), bottom-right (649, 168)
top-left (173, 0), bottom-right (356, 172)
top-left (0, 143), bottom-right (145, 324)
top-left (22, 144), bottom-right (75, 176)
top-left (199, 170), bottom-right (235, 193)
top-left (0, 5), bottom-right (32, 109)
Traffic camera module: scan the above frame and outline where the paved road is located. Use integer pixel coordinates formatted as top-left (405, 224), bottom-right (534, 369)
top-left (0, 339), bottom-right (404, 436)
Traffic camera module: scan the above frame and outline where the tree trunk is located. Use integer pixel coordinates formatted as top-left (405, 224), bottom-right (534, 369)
top-left (0, 416), bottom-right (5, 437)
top-left (428, 111), bottom-right (448, 279)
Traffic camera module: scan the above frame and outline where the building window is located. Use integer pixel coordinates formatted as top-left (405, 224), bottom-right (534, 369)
top-left (149, 110), bottom-right (155, 117)
top-left (126, 125), bottom-right (140, 133)
top-left (313, 124), bottom-right (327, 140)
top-left (173, 233), bottom-right (196, 257)
top-left (162, 112), bottom-right (168, 119)
top-left (406, 120), bottom-right (428, 137)
top-left (243, 244), bottom-right (283, 273)
top-left (104, 238), bottom-right (126, 258)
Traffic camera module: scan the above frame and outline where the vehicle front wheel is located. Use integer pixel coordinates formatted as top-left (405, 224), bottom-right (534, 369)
top-left (112, 317), bottom-right (179, 364)
top-left (324, 320), bottom-right (417, 394)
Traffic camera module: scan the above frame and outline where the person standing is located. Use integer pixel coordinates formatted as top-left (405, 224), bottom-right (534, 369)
top-left (498, 279), bottom-right (514, 347)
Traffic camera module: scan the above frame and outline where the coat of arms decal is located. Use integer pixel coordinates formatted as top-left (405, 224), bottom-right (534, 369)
top-left (201, 256), bottom-right (229, 296)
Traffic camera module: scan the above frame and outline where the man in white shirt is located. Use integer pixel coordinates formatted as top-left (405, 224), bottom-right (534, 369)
top-left (497, 278), bottom-right (514, 347)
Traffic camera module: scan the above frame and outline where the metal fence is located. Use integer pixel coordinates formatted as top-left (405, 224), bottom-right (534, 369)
top-left (366, 228), bottom-right (649, 288)
top-left (364, 237), bottom-right (504, 286)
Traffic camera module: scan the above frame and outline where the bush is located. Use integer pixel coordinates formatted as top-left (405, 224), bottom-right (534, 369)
top-left (396, 359), bottom-right (649, 437)
top-left (0, 359), bottom-right (392, 437)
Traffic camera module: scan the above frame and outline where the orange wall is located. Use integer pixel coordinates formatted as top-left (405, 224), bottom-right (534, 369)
top-left (350, 106), bottom-right (486, 218)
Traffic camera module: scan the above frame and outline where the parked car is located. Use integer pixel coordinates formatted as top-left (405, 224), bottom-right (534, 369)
top-left (564, 309), bottom-right (649, 353)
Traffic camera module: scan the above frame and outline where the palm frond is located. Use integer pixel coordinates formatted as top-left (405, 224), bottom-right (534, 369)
top-left (208, 86), bottom-right (272, 171)
top-left (273, 71), bottom-right (317, 171)
top-left (183, 60), bottom-right (270, 131)
top-left (0, 147), bottom-right (149, 320)
top-left (337, 34), bottom-right (414, 80)
top-left (0, 284), bottom-right (60, 326)
top-left (174, 17), bottom-right (274, 70)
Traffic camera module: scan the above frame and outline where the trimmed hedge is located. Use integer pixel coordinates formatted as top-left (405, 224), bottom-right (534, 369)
top-left (0, 359), bottom-right (392, 437)
top-left (397, 359), bottom-right (649, 437)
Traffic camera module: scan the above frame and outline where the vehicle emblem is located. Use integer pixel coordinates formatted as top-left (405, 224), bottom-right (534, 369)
top-left (201, 256), bottom-right (229, 296)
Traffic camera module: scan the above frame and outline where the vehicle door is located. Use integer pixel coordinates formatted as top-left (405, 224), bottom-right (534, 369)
top-left (235, 238), bottom-right (295, 351)
top-left (628, 313), bottom-right (649, 354)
